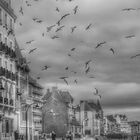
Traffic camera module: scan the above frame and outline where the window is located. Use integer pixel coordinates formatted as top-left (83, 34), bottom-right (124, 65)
top-left (0, 9), bottom-right (2, 24)
top-left (10, 19), bottom-right (12, 30)
top-left (0, 33), bottom-right (2, 42)
top-left (5, 13), bottom-right (7, 26)
top-left (5, 61), bottom-right (7, 69)
top-left (21, 106), bottom-right (26, 121)
top-left (84, 111), bottom-right (88, 119)
top-left (0, 58), bottom-right (2, 67)
top-left (5, 37), bottom-right (7, 45)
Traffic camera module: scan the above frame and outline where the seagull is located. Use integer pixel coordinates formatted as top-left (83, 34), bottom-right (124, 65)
top-left (122, 8), bottom-right (136, 11)
top-left (56, 7), bottom-right (60, 12)
top-left (71, 26), bottom-right (77, 33)
top-left (65, 67), bottom-right (69, 70)
top-left (74, 79), bottom-right (78, 84)
top-left (36, 20), bottom-right (43, 23)
top-left (56, 13), bottom-right (70, 26)
top-left (71, 48), bottom-right (76, 51)
top-left (59, 77), bottom-right (69, 85)
top-left (130, 54), bottom-right (140, 59)
top-left (109, 48), bottom-right (115, 54)
top-left (47, 25), bottom-right (56, 32)
top-left (55, 25), bottom-right (65, 32)
top-left (73, 5), bottom-right (78, 14)
top-left (85, 66), bottom-right (90, 74)
top-left (71, 71), bottom-right (77, 74)
top-left (42, 65), bottom-right (51, 71)
top-left (85, 23), bottom-right (92, 30)
top-left (51, 35), bottom-right (59, 39)
top-left (19, 22), bottom-right (22, 26)
top-left (28, 48), bottom-right (37, 54)
top-left (26, 40), bottom-right (34, 44)
top-left (125, 35), bottom-right (135, 38)
top-left (85, 60), bottom-right (92, 68)
top-left (19, 6), bottom-right (23, 15)
top-left (95, 41), bottom-right (106, 48)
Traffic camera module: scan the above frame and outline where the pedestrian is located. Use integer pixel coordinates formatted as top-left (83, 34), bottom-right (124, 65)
top-left (51, 131), bottom-right (56, 140)
top-left (62, 136), bottom-right (65, 140)
top-left (69, 131), bottom-right (73, 140)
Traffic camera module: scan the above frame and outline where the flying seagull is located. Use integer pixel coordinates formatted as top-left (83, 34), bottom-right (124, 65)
top-left (51, 35), bottom-right (59, 39)
top-left (71, 48), bottom-right (76, 51)
top-left (74, 79), bottom-right (78, 84)
top-left (85, 60), bottom-right (92, 68)
top-left (29, 48), bottom-right (37, 54)
top-left (95, 41), bottom-right (106, 48)
top-left (56, 13), bottom-right (70, 26)
top-left (122, 8), bottom-right (136, 11)
top-left (47, 25), bottom-right (56, 32)
top-left (125, 35), bottom-right (135, 38)
top-left (19, 6), bottom-right (23, 15)
top-left (26, 40), bottom-right (34, 44)
top-left (56, 7), bottom-right (60, 12)
top-left (73, 5), bottom-right (78, 14)
top-left (85, 66), bottom-right (90, 74)
top-left (130, 54), bottom-right (140, 59)
top-left (59, 77), bottom-right (69, 85)
top-left (85, 23), bottom-right (92, 30)
top-left (42, 65), bottom-right (51, 71)
top-left (71, 26), bottom-right (77, 33)
top-left (55, 25), bottom-right (65, 32)
top-left (109, 48), bottom-right (115, 54)
top-left (65, 67), bottom-right (69, 70)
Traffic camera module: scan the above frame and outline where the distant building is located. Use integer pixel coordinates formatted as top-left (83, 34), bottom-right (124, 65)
top-left (79, 99), bottom-right (103, 136)
top-left (114, 114), bottom-right (131, 134)
top-left (29, 77), bottom-right (43, 140)
top-left (128, 121), bottom-right (140, 140)
top-left (42, 87), bottom-right (73, 137)
top-left (104, 115), bottom-right (120, 134)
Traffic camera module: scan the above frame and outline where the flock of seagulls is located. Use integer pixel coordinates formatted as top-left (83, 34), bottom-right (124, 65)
top-left (17, 0), bottom-right (140, 99)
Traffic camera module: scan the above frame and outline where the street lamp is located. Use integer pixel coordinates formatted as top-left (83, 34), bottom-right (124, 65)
top-left (21, 103), bottom-right (39, 140)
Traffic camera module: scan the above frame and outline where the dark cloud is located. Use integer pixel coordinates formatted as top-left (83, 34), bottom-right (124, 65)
top-left (13, 0), bottom-right (140, 120)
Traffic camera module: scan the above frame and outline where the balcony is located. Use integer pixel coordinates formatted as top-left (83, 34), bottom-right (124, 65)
top-left (0, 97), bottom-right (14, 108)
top-left (0, 42), bottom-right (16, 60)
top-left (0, 67), bottom-right (16, 81)
top-left (4, 98), bottom-right (8, 105)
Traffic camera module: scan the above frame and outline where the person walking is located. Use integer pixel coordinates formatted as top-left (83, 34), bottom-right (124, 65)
top-left (51, 131), bottom-right (56, 140)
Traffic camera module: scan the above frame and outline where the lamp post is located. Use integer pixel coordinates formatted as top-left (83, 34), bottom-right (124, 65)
top-left (22, 103), bottom-right (39, 140)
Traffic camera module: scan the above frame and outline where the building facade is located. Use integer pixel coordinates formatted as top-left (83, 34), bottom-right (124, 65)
top-left (0, 0), bottom-right (17, 140)
top-left (42, 87), bottom-right (73, 137)
top-left (29, 77), bottom-right (43, 140)
top-left (114, 114), bottom-right (131, 134)
top-left (104, 115), bottom-right (120, 134)
top-left (128, 121), bottom-right (140, 140)
top-left (79, 99), bottom-right (103, 137)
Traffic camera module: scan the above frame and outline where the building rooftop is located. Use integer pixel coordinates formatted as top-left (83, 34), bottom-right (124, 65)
top-left (42, 87), bottom-right (73, 104)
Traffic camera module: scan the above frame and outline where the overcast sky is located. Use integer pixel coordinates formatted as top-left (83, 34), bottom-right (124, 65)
top-left (13, 0), bottom-right (140, 120)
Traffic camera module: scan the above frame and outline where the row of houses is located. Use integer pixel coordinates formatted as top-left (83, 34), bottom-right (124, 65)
top-left (0, 1), bottom-right (44, 140)
top-left (42, 86), bottom-right (103, 137)
top-left (104, 114), bottom-right (140, 139)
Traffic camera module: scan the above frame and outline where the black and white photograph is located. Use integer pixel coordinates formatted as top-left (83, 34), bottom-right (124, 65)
top-left (0, 0), bottom-right (140, 140)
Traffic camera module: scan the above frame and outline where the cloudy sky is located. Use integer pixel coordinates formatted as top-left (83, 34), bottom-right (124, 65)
top-left (12, 0), bottom-right (140, 120)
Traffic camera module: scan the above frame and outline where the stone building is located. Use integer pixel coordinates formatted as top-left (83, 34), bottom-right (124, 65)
top-left (0, 0), bottom-right (17, 140)
top-left (29, 77), bottom-right (43, 140)
top-left (79, 99), bottom-right (103, 136)
top-left (42, 87), bottom-right (73, 137)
